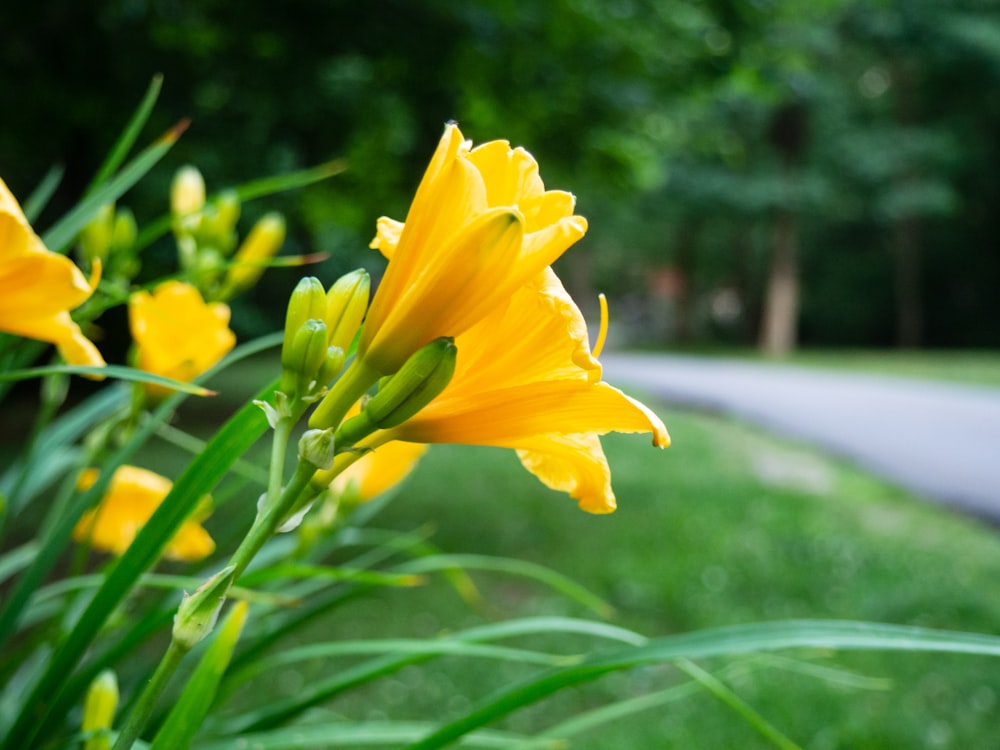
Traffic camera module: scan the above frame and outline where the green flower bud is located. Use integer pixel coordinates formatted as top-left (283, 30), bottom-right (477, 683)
top-left (111, 206), bottom-right (137, 255)
top-left (315, 345), bottom-right (346, 388)
top-left (214, 190), bottom-right (242, 239)
top-left (78, 204), bottom-right (115, 265)
top-left (336, 337), bottom-right (456, 446)
top-left (299, 428), bottom-right (336, 470)
top-left (325, 269), bottom-right (370, 351)
top-left (81, 669), bottom-right (118, 750)
top-left (282, 277), bottom-right (327, 371)
top-left (283, 319), bottom-right (328, 396)
top-left (173, 565), bottom-right (236, 650)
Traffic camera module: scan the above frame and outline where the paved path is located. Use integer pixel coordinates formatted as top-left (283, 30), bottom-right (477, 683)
top-left (601, 352), bottom-right (1000, 520)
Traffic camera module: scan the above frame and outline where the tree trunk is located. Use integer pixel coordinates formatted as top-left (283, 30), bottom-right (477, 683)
top-left (758, 207), bottom-right (799, 357)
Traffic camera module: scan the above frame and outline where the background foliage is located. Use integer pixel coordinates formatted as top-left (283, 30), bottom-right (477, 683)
top-left (5, 0), bottom-right (1000, 351)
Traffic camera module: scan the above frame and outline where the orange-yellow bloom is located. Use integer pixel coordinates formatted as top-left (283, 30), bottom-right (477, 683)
top-left (129, 280), bottom-right (236, 396)
top-left (73, 465), bottom-right (214, 562)
top-left (377, 268), bottom-right (669, 513)
top-left (0, 177), bottom-right (105, 368)
top-left (329, 439), bottom-right (427, 502)
top-left (359, 123), bottom-right (588, 375)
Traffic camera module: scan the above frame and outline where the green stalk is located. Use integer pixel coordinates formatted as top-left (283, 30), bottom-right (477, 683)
top-left (110, 640), bottom-right (187, 750)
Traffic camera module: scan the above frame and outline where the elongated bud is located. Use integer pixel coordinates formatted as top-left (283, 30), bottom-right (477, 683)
top-left (81, 670), bottom-right (118, 750)
top-left (173, 565), bottom-right (236, 650)
top-left (299, 428), bottom-right (336, 470)
top-left (336, 337), bottom-right (456, 445)
top-left (282, 277), bottom-right (326, 370)
top-left (111, 206), bottom-right (137, 253)
top-left (213, 190), bottom-right (242, 239)
top-left (325, 269), bottom-right (370, 351)
top-left (226, 213), bottom-right (285, 294)
top-left (171, 165), bottom-right (206, 218)
top-left (283, 319), bottom-right (328, 396)
top-left (78, 204), bottom-right (115, 265)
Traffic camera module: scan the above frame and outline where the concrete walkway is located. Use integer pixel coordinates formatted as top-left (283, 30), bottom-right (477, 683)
top-left (601, 352), bottom-right (1000, 521)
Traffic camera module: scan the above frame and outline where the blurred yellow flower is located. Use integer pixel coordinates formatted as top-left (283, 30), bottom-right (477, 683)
top-left (0, 177), bottom-right (105, 368)
top-left (329, 438), bottom-right (427, 502)
top-left (359, 123), bottom-right (588, 375)
top-left (129, 280), bottom-right (236, 396)
top-left (73, 465), bottom-right (214, 562)
top-left (379, 268), bottom-right (670, 513)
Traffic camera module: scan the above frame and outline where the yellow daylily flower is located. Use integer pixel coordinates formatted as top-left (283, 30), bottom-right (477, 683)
top-left (0, 177), bottom-right (105, 368)
top-left (329, 438), bottom-right (428, 502)
top-left (359, 123), bottom-right (588, 375)
top-left (73, 465), bottom-right (215, 562)
top-left (377, 268), bottom-right (669, 513)
top-left (129, 280), bottom-right (236, 397)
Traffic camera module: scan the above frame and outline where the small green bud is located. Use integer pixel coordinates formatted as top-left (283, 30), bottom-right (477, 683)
top-left (283, 319), bottom-right (328, 396)
top-left (283, 277), bottom-right (327, 364)
top-left (336, 337), bottom-right (456, 446)
top-left (315, 345), bottom-right (346, 388)
top-left (78, 204), bottom-right (115, 265)
top-left (171, 165), bottom-right (206, 219)
top-left (173, 565), bottom-right (236, 650)
top-left (111, 206), bottom-right (138, 254)
top-left (81, 669), bottom-right (118, 750)
top-left (325, 269), bottom-right (370, 351)
top-left (214, 190), bottom-right (242, 239)
top-left (299, 428), bottom-right (336, 470)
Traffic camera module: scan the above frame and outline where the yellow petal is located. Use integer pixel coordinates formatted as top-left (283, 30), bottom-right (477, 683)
top-left (73, 465), bottom-right (214, 562)
top-left (331, 440), bottom-right (428, 501)
top-left (515, 433), bottom-right (617, 513)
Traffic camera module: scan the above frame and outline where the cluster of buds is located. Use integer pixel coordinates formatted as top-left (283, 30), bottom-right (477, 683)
top-left (278, 271), bottom-right (370, 412)
top-left (170, 165), bottom-right (285, 301)
top-left (77, 202), bottom-right (139, 289)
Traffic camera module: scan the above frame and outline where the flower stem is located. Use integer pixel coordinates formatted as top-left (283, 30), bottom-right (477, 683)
top-left (111, 638), bottom-right (187, 750)
top-left (308, 357), bottom-right (380, 431)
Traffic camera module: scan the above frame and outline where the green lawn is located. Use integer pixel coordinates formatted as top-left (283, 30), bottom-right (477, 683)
top-left (212, 394), bottom-right (1000, 749)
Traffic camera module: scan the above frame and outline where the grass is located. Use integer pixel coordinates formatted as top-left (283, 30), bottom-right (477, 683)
top-left (212, 399), bottom-right (1000, 749)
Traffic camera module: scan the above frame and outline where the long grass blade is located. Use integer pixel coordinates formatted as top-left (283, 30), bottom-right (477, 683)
top-left (21, 164), bottom-right (65, 223)
top-left (41, 120), bottom-right (187, 253)
top-left (0, 358), bottom-right (277, 749)
top-left (402, 619), bottom-right (1000, 750)
top-left (0, 364), bottom-right (217, 396)
top-left (86, 74), bottom-right (164, 194)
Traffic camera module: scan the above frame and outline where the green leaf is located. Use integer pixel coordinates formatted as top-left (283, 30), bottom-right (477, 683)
top-left (0, 364), bottom-right (217, 396)
top-left (149, 601), bottom-right (249, 750)
top-left (40, 119), bottom-right (186, 254)
top-left (214, 617), bottom-right (645, 736)
top-left (21, 165), bottom-right (65, 223)
top-left (402, 620), bottom-right (1000, 750)
top-left (193, 722), bottom-right (541, 749)
top-left (397, 553), bottom-right (612, 619)
top-left (0, 364), bottom-right (277, 749)
top-left (86, 74), bottom-right (164, 195)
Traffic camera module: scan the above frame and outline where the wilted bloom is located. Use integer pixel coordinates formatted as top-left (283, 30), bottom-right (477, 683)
top-left (73, 465), bottom-right (214, 562)
top-left (129, 280), bottom-right (236, 396)
top-left (359, 123), bottom-right (588, 375)
top-left (0, 177), bottom-right (105, 368)
top-left (376, 269), bottom-right (669, 513)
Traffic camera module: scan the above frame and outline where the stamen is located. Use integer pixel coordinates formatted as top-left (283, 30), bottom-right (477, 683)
top-left (593, 293), bottom-right (609, 358)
